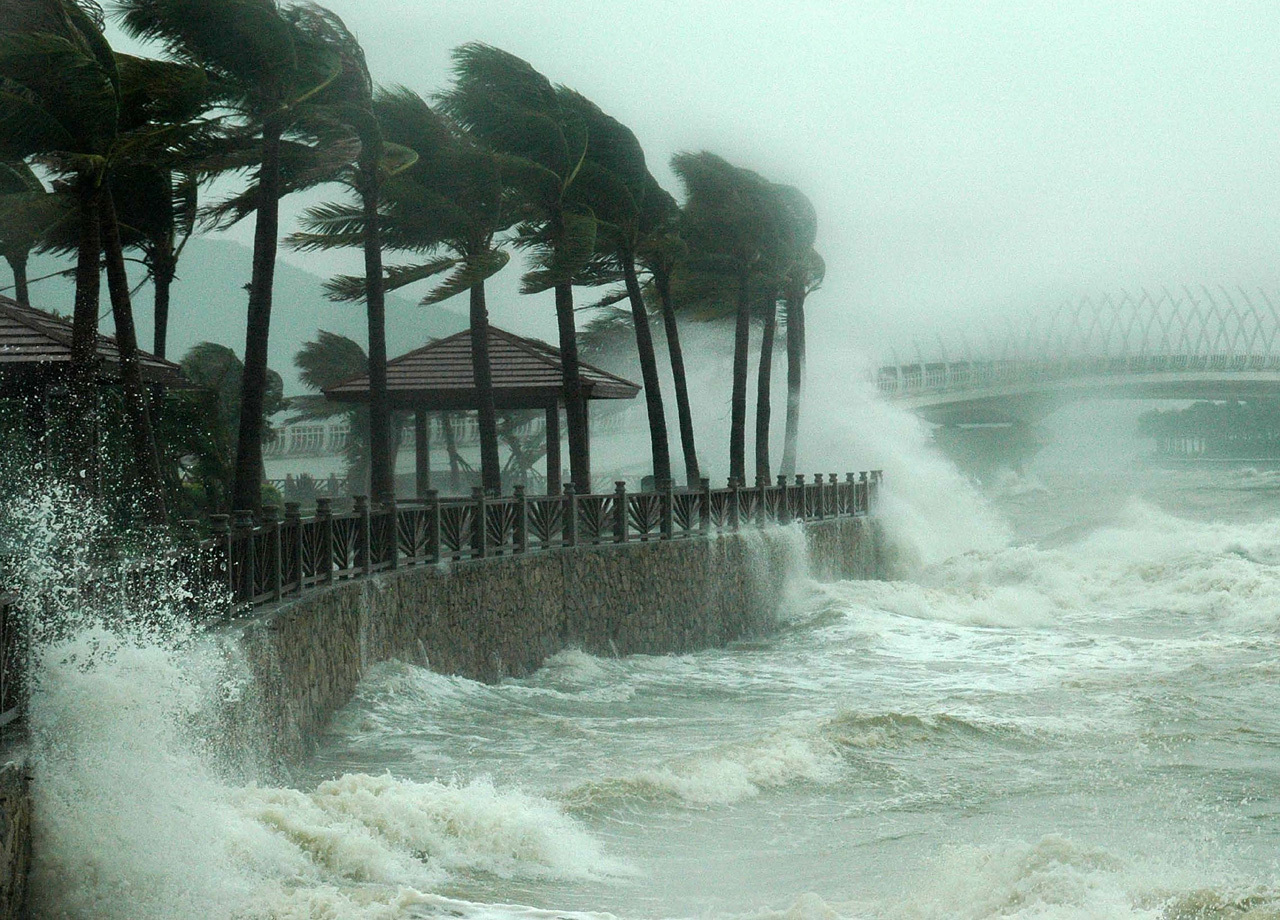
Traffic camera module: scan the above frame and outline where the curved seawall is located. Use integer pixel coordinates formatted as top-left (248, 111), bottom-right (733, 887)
top-left (235, 516), bottom-right (887, 765)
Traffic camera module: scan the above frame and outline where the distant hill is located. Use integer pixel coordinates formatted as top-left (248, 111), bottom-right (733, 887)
top-left (19, 236), bottom-right (467, 393)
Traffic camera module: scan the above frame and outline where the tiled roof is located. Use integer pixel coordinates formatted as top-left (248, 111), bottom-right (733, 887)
top-left (0, 295), bottom-right (182, 386)
top-left (324, 326), bottom-right (639, 407)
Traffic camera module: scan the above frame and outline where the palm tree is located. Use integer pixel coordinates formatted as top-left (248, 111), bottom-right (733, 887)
top-left (118, 0), bottom-right (350, 515)
top-left (293, 87), bottom-right (511, 495)
top-left (639, 183), bottom-right (702, 486)
top-left (106, 162), bottom-right (197, 360)
top-left (671, 151), bottom-right (777, 486)
top-left (774, 186), bottom-right (823, 478)
top-left (564, 91), bottom-right (672, 485)
top-left (278, 4), bottom-right (404, 503)
top-left (0, 6), bottom-right (204, 519)
top-left (754, 284), bottom-right (780, 484)
top-left (0, 161), bottom-right (58, 307)
top-left (0, 0), bottom-right (122, 476)
top-left (439, 43), bottom-right (597, 493)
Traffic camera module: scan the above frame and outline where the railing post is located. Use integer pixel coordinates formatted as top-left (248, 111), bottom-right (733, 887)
top-left (829, 474), bottom-right (839, 517)
top-left (814, 472), bottom-right (826, 521)
top-left (262, 505), bottom-right (283, 602)
top-left (232, 509), bottom-right (255, 604)
top-left (563, 484), bottom-right (578, 547)
top-left (383, 496), bottom-right (399, 570)
top-left (316, 498), bottom-right (334, 584)
top-left (284, 502), bottom-right (303, 594)
top-left (425, 490), bottom-right (441, 563)
top-left (699, 477), bottom-right (711, 535)
top-left (728, 477), bottom-right (741, 532)
top-left (776, 475), bottom-right (790, 525)
top-left (210, 514), bottom-right (232, 598)
top-left (844, 473), bottom-right (856, 516)
top-left (354, 495), bottom-right (372, 576)
top-left (870, 470), bottom-right (882, 511)
top-left (794, 474), bottom-right (806, 521)
top-left (658, 478), bottom-right (674, 540)
top-left (471, 486), bottom-right (488, 559)
top-left (613, 481), bottom-right (628, 543)
top-left (513, 485), bottom-right (528, 554)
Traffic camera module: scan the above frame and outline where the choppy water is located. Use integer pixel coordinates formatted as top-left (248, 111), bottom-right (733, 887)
top-left (12, 458), bottom-right (1280, 919)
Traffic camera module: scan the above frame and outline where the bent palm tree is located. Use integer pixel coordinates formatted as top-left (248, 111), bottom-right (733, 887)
top-left (294, 86), bottom-right (512, 494)
top-left (671, 151), bottom-right (777, 485)
top-left (118, 0), bottom-right (349, 515)
top-left (773, 186), bottom-right (823, 478)
top-left (565, 92), bottom-right (673, 485)
top-left (440, 43), bottom-right (597, 493)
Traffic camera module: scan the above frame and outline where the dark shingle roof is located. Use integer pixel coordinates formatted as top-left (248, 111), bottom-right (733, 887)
top-left (0, 295), bottom-right (182, 387)
top-left (324, 326), bottom-right (639, 408)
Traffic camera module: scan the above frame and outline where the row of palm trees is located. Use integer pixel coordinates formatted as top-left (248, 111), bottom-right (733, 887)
top-left (0, 0), bottom-right (824, 521)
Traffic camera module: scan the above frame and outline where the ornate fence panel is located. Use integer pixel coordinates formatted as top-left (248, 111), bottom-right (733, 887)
top-left (627, 491), bottom-right (663, 541)
top-left (575, 493), bottom-right (613, 546)
top-left (485, 498), bottom-right (518, 555)
top-left (527, 494), bottom-right (565, 550)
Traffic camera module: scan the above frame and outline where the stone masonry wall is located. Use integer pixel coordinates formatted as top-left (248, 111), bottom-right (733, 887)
top-left (235, 517), bottom-right (885, 767)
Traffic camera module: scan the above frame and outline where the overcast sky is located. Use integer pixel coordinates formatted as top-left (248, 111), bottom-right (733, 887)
top-left (116, 1), bottom-right (1280, 357)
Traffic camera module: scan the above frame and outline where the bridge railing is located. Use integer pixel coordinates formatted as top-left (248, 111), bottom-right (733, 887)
top-left (877, 353), bottom-right (1280, 397)
top-left (201, 472), bottom-right (883, 608)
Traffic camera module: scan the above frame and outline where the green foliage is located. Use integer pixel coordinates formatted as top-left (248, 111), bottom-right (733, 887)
top-left (169, 341), bottom-right (284, 512)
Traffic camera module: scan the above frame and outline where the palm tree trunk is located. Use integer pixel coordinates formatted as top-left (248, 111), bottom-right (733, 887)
top-left (654, 268), bottom-right (700, 486)
top-left (780, 288), bottom-right (806, 477)
top-left (151, 242), bottom-right (174, 360)
top-left (554, 281), bottom-right (591, 492)
top-left (755, 295), bottom-right (777, 485)
top-left (729, 271), bottom-right (751, 485)
top-left (69, 176), bottom-right (103, 484)
top-left (360, 146), bottom-right (394, 503)
top-left (622, 253), bottom-right (671, 484)
top-left (5, 253), bottom-right (29, 307)
top-left (470, 280), bottom-right (502, 494)
top-left (231, 119), bottom-right (284, 516)
top-left (101, 187), bottom-right (167, 524)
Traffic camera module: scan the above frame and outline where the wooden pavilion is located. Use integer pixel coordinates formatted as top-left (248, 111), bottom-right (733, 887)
top-left (323, 326), bottom-right (639, 495)
top-left (0, 293), bottom-right (182, 418)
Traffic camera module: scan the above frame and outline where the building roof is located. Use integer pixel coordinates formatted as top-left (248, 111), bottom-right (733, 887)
top-left (0, 295), bottom-right (182, 391)
top-left (324, 326), bottom-right (640, 409)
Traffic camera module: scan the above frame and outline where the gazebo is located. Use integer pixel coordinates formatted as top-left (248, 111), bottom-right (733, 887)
top-left (323, 326), bottom-right (639, 495)
top-left (0, 294), bottom-right (182, 426)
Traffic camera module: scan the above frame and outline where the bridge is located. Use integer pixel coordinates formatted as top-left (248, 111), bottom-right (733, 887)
top-left (877, 288), bottom-right (1280, 425)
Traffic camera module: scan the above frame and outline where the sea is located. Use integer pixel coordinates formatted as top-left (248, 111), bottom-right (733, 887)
top-left (8, 402), bottom-right (1280, 920)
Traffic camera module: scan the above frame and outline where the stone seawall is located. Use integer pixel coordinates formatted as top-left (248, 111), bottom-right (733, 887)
top-left (235, 517), bottom-right (885, 766)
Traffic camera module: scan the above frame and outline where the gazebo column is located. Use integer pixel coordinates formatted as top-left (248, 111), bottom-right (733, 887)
top-left (414, 408), bottom-right (431, 498)
top-left (545, 403), bottom-right (562, 495)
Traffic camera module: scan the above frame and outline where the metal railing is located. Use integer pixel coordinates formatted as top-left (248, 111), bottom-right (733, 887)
top-left (876, 354), bottom-right (1280, 398)
top-left (203, 472), bottom-right (883, 608)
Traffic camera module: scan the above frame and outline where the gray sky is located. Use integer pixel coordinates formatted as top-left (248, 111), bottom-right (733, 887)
top-left (129, 1), bottom-right (1280, 355)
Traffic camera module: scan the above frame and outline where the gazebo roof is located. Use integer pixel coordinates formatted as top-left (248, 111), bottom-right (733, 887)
top-left (0, 295), bottom-right (182, 391)
top-left (324, 326), bottom-right (640, 409)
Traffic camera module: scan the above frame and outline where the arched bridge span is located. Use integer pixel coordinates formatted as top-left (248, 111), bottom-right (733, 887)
top-left (877, 288), bottom-right (1280, 424)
